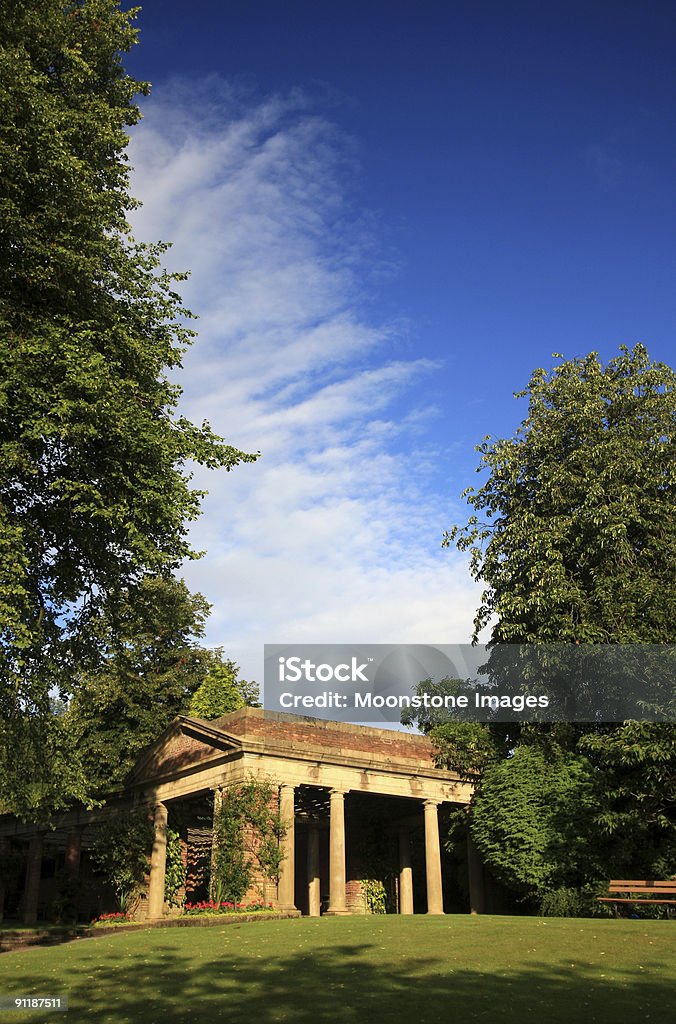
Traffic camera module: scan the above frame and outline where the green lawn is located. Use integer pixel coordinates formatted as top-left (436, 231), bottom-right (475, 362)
top-left (0, 915), bottom-right (673, 1024)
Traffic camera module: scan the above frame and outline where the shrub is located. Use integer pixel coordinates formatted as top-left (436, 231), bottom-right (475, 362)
top-left (361, 879), bottom-right (388, 915)
top-left (539, 887), bottom-right (584, 917)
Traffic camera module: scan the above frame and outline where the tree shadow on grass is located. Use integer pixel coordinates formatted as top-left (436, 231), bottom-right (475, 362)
top-left (1, 930), bottom-right (674, 1024)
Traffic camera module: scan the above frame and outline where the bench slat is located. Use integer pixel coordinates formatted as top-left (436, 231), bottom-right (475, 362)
top-left (608, 880), bottom-right (676, 888)
top-left (597, 897), bottom-right (676, 905)
top-left (607, 887), bottom-right (676, 894)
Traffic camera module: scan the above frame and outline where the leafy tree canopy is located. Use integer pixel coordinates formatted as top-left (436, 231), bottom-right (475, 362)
top-left (444, 344), bottom-right (675, 643)
top-left (62, 575), bottom-right (213, 798)
top-left (579, 721), bottom-right (676, 874)
top-left (188, 654), bottom-right (260, 721)
top-left (428, 720), bottom-right (508, 780)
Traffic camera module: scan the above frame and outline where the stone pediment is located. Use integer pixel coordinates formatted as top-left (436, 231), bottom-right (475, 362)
top-left (127, 716), bottom-right (243, 785)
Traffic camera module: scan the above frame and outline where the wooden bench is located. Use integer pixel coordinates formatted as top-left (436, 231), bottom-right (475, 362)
top-left (597, 880), bottom-right (676, 917)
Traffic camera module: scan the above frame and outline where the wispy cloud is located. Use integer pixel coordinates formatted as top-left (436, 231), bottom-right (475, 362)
top-left (128, 80), bottom-right (480, 686)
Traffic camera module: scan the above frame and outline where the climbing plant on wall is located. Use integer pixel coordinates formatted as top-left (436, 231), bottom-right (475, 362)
top-left (210, 778), bottom-right (286, 904)
top-left (164, 828), bottom-right (187, 908)
top-left (91, 810), bottom-right (154, 912)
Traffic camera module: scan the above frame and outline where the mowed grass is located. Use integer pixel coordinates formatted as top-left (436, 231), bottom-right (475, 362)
top-left (0, 915), bottom-right (674, 1024)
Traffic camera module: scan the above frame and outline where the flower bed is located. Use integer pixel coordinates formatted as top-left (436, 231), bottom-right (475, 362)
top-left (90, 912), bottom-right (134, 928)
top-left (183, 900), bottom-right (276, 916)
top-left (88, 901), bottom-right (279, 928)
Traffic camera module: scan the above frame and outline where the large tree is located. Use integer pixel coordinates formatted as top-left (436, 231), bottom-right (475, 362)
top-left (440, 345), bottom-right (676, 903)
top-left (0, 2), bottom-right (256, 813)
top-left (444, 344), bottom-right (675, 644)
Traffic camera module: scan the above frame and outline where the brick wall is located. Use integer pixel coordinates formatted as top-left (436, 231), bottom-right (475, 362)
top-left (146, 733), bottom-right (216, 776)
top-left (221, 710), bottom-right (436, 767)
top-left (345, 879), bottom-right (367, 915)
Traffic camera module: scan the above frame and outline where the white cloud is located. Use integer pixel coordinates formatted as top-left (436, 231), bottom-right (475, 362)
top-left (128, 80), bottom-right (481, 688)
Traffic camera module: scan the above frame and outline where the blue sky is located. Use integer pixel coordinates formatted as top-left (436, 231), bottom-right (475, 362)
top-left (123, 2), bottom-right (676, 685)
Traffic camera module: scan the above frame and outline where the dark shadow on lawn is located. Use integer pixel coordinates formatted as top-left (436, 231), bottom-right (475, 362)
top-left (4, 935), bottom-right (674, 1024)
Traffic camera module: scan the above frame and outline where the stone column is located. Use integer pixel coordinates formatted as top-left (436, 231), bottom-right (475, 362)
top-left (147, 803), bottom-right (168, 920)
top-left (423, 800), bottom-right (444, 915)
top-left (307, 824), bottom-right (321, 917)
top-left (467, 828), bottom-right (486, 915)
top-left (65, 832), bottom-right (82, 879)
top-left (0, 837), bottom-right (8, 923)
top-left (210, 787), bottom-right (223, 897)
top-left (277, 784), bottom-right (296, 910)
top-left (398, 827), bottom-right (414, 915)
top-left (326, 788), bottom-right (348, 914)
top-left (23, 834), bottom-right (44, 925)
